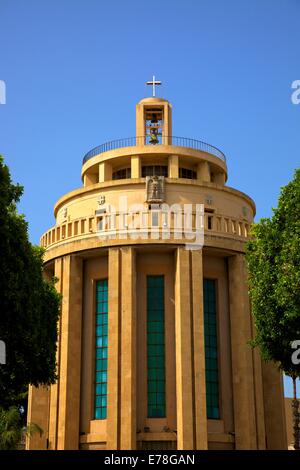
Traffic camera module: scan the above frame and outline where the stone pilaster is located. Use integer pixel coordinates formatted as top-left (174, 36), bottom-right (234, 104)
top-left (228, 254), bottom-right (257, 449)
top-left (131, 155), bottom-right (141, 178)
top-left (48, 257), bottom-right (63, 450)
top-left (191, 250), bottom-right (208, 449)
top-left (174, 248), bottom-right (208, 450)
top-left (120, 247), bottom-right (136, 449)
top-left (168, 155), bottom-right (179, 178)
top-left (197, 161), bottom-right (210, 182)
top-left (57, 255), bottom-right (83, 449)
top-left (107, 248), bottom-right (121, 449)
top-left (213, 172), bottom-right (225, 185)
top-left (174, 248), bottom-right (194, 449)
top-left (26, 385), bottom-right (50, 450)
top-left (251, 321), bottom-right (266, 449)
top-left (262, 362), bottom-right (287, 449)
top-left (99, 161), bottom-right (112, 183)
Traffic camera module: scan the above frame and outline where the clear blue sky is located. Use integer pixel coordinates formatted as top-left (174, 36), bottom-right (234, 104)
top-left (0, 0), bottom-right (299, 396)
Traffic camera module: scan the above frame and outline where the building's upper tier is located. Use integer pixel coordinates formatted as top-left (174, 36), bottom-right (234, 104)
top-left (41, 97), bottom-right (256, 255)
top-left (81, 97), bottom-right (228, 187)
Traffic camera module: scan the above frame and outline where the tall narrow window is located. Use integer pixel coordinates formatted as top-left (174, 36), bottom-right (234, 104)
top-left (203, 279), bottom-right (220, 419)
top-left (94, 279), bottom-right (108, 419)
top-left (147, 275), bottom-right (166, 417)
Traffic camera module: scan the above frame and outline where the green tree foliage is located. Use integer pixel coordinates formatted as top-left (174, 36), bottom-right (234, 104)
top-left (246, 169), bottom-right (300, 449)
top-left (0, 156), bottom-right (60, 408)
top-left (246, 169), bottom-right (300, 377)
top-left (0, 406), bottom-right (42, 450)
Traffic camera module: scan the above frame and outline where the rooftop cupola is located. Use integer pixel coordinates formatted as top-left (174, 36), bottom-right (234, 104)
top-left (136, 97), bottom-right (172, 145)
top-left (80, 78), bottom-right (228, 187)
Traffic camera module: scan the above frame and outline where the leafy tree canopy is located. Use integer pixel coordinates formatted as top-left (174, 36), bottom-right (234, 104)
top-left (246, 168), bottom-right (300, 379)
top-left (0, 156), bottom-right (60, 408)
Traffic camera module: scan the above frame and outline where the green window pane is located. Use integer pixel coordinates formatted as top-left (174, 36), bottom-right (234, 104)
top-left (148, 382), bottom-right (157, 393)
top-left (94, 279), bottom-right (108, 420)
top-left (149, 407), bottom-right (165, 418)
top-left (156, 381), bottom-right (165, 393)
top-left (147, 311), bottom-right (164, 322)
top-left (147, 275), bottom-right (166, 418)
top-left (96, 337), bottom-right (105, 347)
top-left (95, 408), bottom-right (106, 420)
top-left (204, 279), bottom-right (220, 420)
top-left (95, 396), bottom-right (102, 407)
top-left (96, 325), bottom-right (103, 336)
top-left (156, 393), bottom-right (165, 405)
top-left (148, 369), bottom-right (157, 381)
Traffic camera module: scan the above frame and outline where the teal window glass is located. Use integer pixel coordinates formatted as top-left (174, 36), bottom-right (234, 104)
top-left (204, 279), bottom-right (220, 419)
top-left (147, 275), bottom-right (166, 418)
top-left (94, 279), bottom-right (108, 419)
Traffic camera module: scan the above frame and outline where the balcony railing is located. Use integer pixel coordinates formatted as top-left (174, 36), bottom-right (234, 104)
top-left (83, 136), bottom-right (226, 164)
top-left (41, 211), bottom-right (249, 250)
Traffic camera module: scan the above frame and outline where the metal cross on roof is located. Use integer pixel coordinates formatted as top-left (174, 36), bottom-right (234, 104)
top-left (146, 75), bottom-right (162, 97)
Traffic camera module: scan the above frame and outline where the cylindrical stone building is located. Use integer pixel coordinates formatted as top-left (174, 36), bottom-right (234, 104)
top-left (26, 95), bottom-right (287, 450)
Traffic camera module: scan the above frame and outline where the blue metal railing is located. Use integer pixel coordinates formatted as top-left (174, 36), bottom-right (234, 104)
top-left (82, 136), bottom-right (226, 164)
